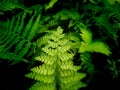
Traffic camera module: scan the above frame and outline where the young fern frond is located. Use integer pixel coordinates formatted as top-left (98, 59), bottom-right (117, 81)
top-left (0, 12), bottom-right (41, 63)
top-left (26, 26), bottom-right (87, 90)
top-left (79, 25), bottom-right (111, 56)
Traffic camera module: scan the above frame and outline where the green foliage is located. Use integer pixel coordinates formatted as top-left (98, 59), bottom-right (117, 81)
top-left (0, 0), bottom-right (31, 14)
top-left (0, 12), bottom-right (41, 63)
top-left (82, 0), bottom-right (120, 45)
top-left (79, 24), bottom-right (111, 56)
top-left (45, 0), bottom-right (58, 10)
top-left (0, 0), bottom-right (119, 89)
top-left (106, 59), bottom-right (120, 79)
top-left (54, 9), bottom-right (80, 20)
top-left (76, 23), bottom-right (111, 81)
top-left (80, 53), bottom-right (94, 82)
top-left (25, 26), bottom-right (87, 90)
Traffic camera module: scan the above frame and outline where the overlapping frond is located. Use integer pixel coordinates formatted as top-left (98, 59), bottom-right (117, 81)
top-left (0, 12), bottom-right (41, 63)
top-left (26, 26), bottom-right (87, 90)
top-left (79, 25), bottom-right (111, 56)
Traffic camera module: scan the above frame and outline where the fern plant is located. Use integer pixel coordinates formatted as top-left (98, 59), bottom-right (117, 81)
top-left (0, 1), bottom-right (115, 89)
top-left (25, 26), bottom-right (87, 90)
top-left (76, 23), bottom-right (111, 80)
top-left (0, 11), bottom-right (42, 63)
top-left (78, 0), bottom-right (120, 46)
top-left (79, 24), bottom-right (111, 55)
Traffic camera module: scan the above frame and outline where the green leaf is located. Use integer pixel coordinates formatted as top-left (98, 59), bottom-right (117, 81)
top-left (45, 0), bottom-right (57, 10)
top-left (89, 41), bottom-right (111, 55)
top-left (80, 28), bottom-right (92, 44)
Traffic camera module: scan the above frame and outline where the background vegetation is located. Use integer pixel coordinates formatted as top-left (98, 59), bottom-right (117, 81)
top-left (0, 0), bottom-right (120, 90)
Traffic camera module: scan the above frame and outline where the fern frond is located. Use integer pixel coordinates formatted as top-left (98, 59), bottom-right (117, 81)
top-left (93, 3), bottom-right (120, 45)
top-left (35, 53), bottom-right (56, 65)
top-left (58, 52), bottom-right (74, 61)
top-left (42, 46), bottom-right (57, 56)
top-left (45, 0), bottom-right (58, 10)
top-left (79, 25), bottom-right (111, 56)
top-left (95, 14), bottom-right (118, 42)
top-left (0, 0), bottom-right (31, 14)
top-left (78, 23), bottom-right (111, 80)
top-left (0, 52), bottom-right (25, 62)
top-left (0, 12), bottom-right (41, 63)
top-left (28, 82), bottom-right (56, 90)
top-left (60, 73), bottom-right (86, 90)
top-left (88, 41), bottom-right (111, 55)
top-left (26, 26), bottom-right (87, 90)
top-left (80, 28), bottom-right (92, 44)
top-left (29, 4), bottom-right (43, 16)
top-left (27, 14), bottom-right (41, 41)
top-left (18, 42), bottom-right (31, 57)
top-left (54, 9), bottom-right (80, 20)
top-left (80, 52), bottom-right (95, 80)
